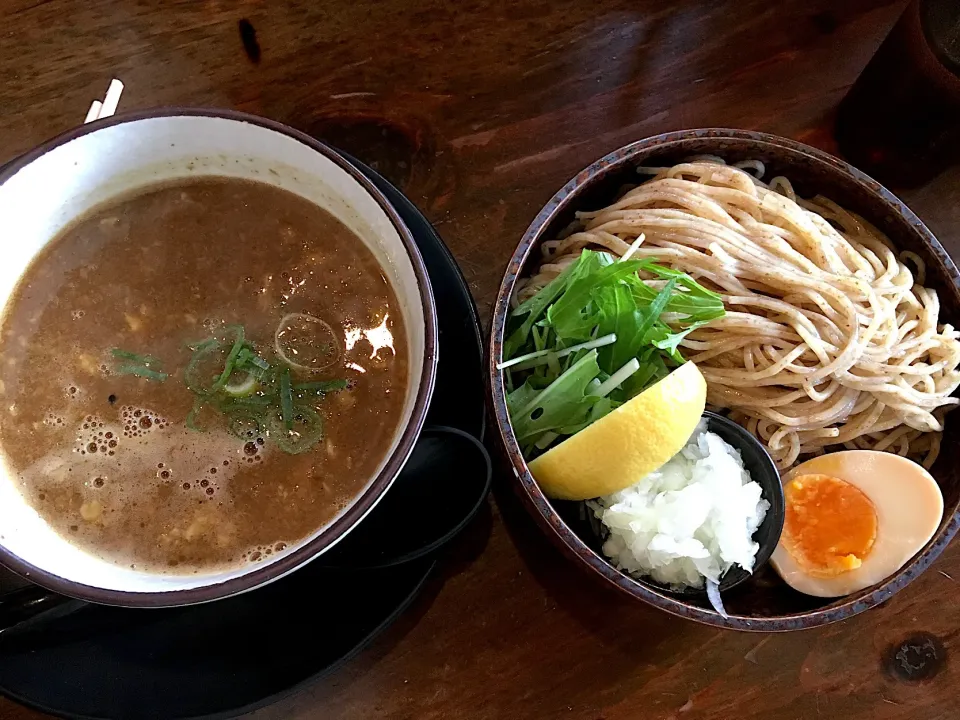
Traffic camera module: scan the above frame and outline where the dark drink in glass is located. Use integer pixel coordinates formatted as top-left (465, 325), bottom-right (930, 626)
top-left (835, 0), bottom-right (960, 188)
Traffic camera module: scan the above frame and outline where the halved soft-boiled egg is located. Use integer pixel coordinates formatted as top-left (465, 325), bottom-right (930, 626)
top-left (770, 450), bottom-right (943, 597)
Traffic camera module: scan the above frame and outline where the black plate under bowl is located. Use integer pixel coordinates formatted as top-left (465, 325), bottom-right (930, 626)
top-left (0, 158), bottom-right (486, 720)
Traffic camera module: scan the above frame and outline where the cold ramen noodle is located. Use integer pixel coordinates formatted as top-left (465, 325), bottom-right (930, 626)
top-left (501, 159), bottom-right (955, 604)
top-left (517, 161), bottom-right (960, 470)
top-left (0, 178), bottom-right (408, 574)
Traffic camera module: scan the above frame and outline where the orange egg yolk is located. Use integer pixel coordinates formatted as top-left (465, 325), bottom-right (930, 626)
top-left (781, 473), bottom-right (878, 578)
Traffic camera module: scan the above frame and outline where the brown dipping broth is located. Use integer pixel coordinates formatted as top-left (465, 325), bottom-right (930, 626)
top-left (0, 177), bottom-right (408, 574)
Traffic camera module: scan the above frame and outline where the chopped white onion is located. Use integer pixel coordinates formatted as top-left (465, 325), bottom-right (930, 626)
top-left (706, 579), bottom-right (728, 618)
top-left (588, 421), bottom-right (768, 594)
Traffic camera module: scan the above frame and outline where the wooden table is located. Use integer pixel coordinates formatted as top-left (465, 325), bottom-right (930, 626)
top-left (2, 0), bottom-right (959, 718)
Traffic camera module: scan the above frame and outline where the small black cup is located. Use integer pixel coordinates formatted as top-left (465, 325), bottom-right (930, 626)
top-left (574, 410), bottom-right (785, 596)
top-left (698, 410), bottom-right (785, 592)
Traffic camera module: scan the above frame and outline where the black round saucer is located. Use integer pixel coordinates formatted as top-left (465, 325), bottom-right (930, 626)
top-left (0, 158), bottom-right (487, 720)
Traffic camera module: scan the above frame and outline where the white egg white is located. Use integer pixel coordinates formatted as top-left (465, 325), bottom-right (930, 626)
top-left (770, 450), bottom-right (943, 598)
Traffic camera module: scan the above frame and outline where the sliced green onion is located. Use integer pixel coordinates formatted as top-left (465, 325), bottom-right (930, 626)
top-left (497, 333), bottom-right (617, 371)
top-left (280, 368), bottom-right (294, 430)
top-left (255, 365), bottom-right (280, 394)
top-left (184, 340), bottom-right (224, 395)
top-left (269, 405), bottom-right (323, 454)
top-left (131, 323), bottom-right (333, 455)
top-left (218, 395), bottom-right (274, 413)
top-left (293, 379), bottom-right (348, 395)
top-left (223, 371), bottom-right (259, 398)
top-left (225, 410), bottom-right (262, 440)
top-left (111, 348), bottom-right (166, 381)
top-left (212, 326), bottom-right (246, 392)
top-left (235, 347), bottom-right (269, 372)
top-left (186, 399), bottom-right (207, 432)
top-left (246, 354), bottom-right (270, 371)
top-left (590, 358), bottom-right (641, 398)
top-left (185, 337), bottom-right (218, 352)
top-left (115, 364), bottom-right (168, 382)
top-left (111, 348), bottom-right (162, 366)
top-left (274, 313), bottom-right (341, 373)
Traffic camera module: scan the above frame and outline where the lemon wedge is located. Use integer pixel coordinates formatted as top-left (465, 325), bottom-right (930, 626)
top-left (527, 362), bottom-right (706, 500)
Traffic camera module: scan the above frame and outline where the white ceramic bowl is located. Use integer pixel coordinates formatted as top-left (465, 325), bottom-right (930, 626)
top-left (0, 109), bottom-right (438, 606)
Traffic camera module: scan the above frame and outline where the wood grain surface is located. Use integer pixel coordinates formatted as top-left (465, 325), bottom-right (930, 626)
top-left (2, 0), bottom-right (960, 718)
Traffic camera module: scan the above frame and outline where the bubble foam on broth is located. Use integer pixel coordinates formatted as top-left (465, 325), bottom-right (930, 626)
top-left (19, 405), bottom-right (275, 573)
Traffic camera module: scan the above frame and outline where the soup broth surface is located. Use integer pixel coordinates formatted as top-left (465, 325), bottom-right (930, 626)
top-left (0, 177), bottom-right (408, 574)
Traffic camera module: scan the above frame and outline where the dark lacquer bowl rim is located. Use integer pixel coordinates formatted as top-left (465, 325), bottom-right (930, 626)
top-left (487, 128), bottom-right (960, 631)
top-left (0, 108), bottom-right (439, 608)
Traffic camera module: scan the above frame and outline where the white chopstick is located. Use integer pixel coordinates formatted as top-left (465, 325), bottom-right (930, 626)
top-left (83, 100), bottom-right (103, 123)
top-left (84, 78), bottom-right (124, 123)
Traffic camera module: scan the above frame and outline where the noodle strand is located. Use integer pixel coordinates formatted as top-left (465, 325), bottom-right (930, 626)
top-left (516, 161), bottom-right (960, 469)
